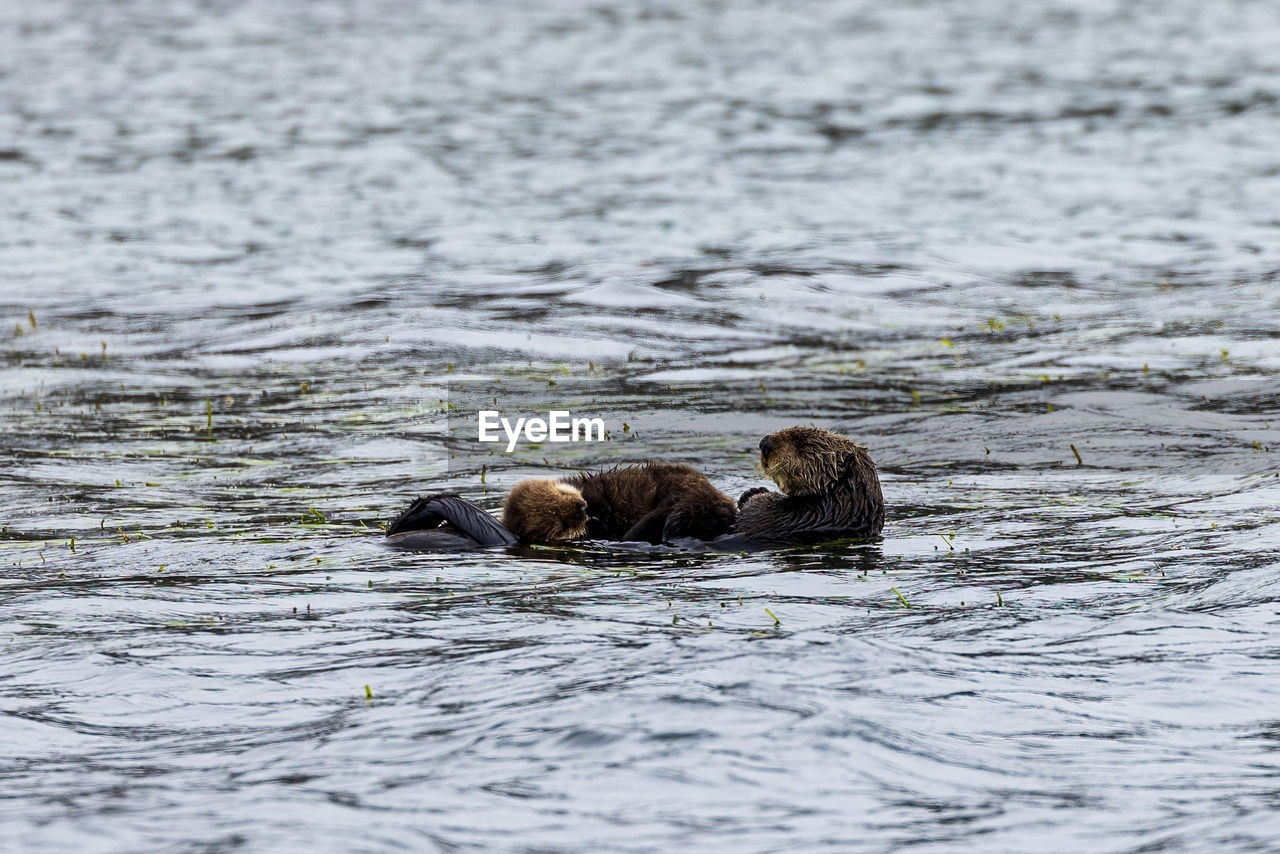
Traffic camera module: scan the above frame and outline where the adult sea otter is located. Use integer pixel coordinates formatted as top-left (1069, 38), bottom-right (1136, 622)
top-left (728, 426), bottom-right (883, 545)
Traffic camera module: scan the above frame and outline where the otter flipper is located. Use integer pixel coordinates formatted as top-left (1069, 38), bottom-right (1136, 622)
top-left (667, 505), bottom-right (735, 541)
top-left (621, 507), bottom-right (670, 544)
top-left (386, 493), bottom-right (517, 547)
top-left (620, 496), bottom-right (736, 544)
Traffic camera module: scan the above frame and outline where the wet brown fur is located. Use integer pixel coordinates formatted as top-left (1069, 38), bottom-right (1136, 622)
top-left (569, 461), bottom-right (736, 543)
top-left (501, 480), bottom-right (590, 542)
top-left (734, 426), bottom-right (883, 543)
top-left (504, 461), bottom-right (736, 545)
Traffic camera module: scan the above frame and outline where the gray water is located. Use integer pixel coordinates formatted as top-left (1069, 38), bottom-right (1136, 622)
top-left (4, 0), bottom-right (1280, 851)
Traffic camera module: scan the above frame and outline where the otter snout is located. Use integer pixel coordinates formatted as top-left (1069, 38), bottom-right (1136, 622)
top-left (759, 435), bottom-right (774, 460)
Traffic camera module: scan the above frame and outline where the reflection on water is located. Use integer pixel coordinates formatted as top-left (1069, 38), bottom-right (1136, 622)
top-left (4, 0), bottom-right (1280, 850)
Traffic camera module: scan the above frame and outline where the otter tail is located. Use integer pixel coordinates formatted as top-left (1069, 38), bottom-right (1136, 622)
top-left (386, 493), bottom-right (517, 547)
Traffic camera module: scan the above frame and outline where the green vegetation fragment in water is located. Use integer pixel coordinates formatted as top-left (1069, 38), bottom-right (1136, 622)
top-left (891, 587), bottom-right (909, 608)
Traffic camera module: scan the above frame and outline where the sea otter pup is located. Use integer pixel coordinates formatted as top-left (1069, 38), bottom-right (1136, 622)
top-left (384, 461), bottom-right (734, 550)
top-left (499, 462), bottom-right (735, 544)
top-left (501, 479), bottom-right (591, 542)
top-left (731, 426), bottom-right (883, 544)
top-left (561, 461), bottom-right (736, 544)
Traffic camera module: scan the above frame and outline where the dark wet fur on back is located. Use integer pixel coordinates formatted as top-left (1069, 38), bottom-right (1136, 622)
top-left (564, 461), bottom-right (736, 544)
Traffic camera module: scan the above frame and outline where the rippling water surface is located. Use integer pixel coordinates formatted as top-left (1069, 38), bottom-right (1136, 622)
top-left (4, 0), bottom-right (1280, 850)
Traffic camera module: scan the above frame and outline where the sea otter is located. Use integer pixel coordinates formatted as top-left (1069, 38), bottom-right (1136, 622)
top-left (558, 461), bottom-right (736, 544)
top-left (729, 426), bottom-right (883, 545)
top-left (501, 479), bottom-right (591, 542)
top-left (385, 461), bottom-right (735, 550)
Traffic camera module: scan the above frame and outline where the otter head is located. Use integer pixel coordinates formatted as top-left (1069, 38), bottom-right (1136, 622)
top-left (501, 479), bottom-right (590, 542)
top-left (758, 426), bottom-right (863, 497)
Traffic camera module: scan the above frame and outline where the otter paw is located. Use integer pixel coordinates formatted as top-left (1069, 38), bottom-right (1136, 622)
top-left (738, 487), bottom-right (770, 508)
